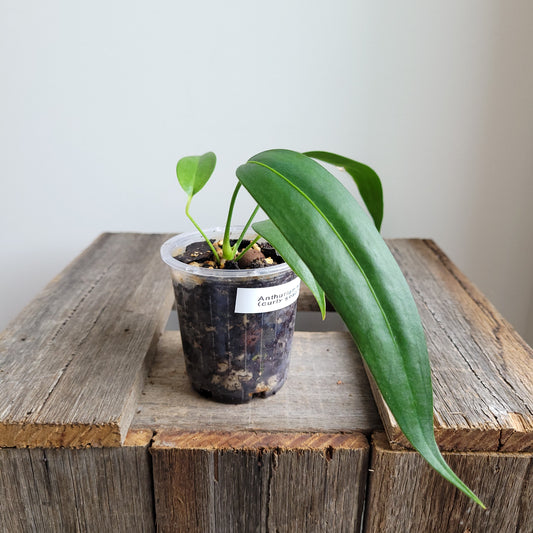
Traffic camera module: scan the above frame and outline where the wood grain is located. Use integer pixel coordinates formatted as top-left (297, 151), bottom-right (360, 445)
top-left (0, 429), bottom-right (155, 532)
top-left (364, 432), bottom-right (533, 533)
top-left (1, 234), bottom-right (531, 530)
top-left (151, 430), bottom-right (369, 533)
top-left (131, 330), bottom-right (382, 435)
top-left (362, 239), bottom-right (533, 452)
top-left (0, 233), bottom-right (174, 447)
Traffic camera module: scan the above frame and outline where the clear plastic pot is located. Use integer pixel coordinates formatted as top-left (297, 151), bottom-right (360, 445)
top-left (161, 227), bottom-right (299, 404)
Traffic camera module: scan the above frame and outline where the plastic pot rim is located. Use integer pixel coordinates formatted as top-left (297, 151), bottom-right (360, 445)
top-left (160, 226), bottom-right (293, 279)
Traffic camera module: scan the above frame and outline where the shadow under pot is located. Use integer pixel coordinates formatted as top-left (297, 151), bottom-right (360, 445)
top-left (160, 228), bottom-right (299, 404)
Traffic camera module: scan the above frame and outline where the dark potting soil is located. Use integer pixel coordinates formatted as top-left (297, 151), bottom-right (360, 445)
top-left (174, 239), bottom-right (283, 270)
top-left (172, 239), bottom-right (297, 404)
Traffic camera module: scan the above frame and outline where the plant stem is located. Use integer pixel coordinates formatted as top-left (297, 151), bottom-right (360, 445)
top-left (232, 204), bottom-right (260, 254)
top-left (185, 196), bottom-right (220, 264)
top-left (222, 183), bottom-right (242, 260)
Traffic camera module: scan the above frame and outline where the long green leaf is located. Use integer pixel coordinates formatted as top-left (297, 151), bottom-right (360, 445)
top-left (304, 151), bottom-right (384, 231)
top-left (253, 219), bottom-right (326, 318)
top-left (236, 149), bottom-right (484, 507)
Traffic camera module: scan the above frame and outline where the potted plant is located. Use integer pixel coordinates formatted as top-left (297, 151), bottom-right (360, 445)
top-left (161, 225), bottom-right (299, 404)
top-left (160, 148), bottom-right (484, 508)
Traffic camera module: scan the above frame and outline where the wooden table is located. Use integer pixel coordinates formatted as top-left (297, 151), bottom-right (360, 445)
top-left (0, 233), bottom-right (531, 532)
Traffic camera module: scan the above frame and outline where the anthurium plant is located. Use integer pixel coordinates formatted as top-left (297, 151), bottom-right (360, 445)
top-left (175, 148), bottom-right (484, 508)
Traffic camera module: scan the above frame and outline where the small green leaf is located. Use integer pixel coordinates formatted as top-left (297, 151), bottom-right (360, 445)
top-left (253, 219), bottom-right (326, 318)
top-left (304, 151), bottom-right (384, 231)
top-left (176, 152), bottom-right (217, 197)
top-left (177, 151), bottom-right (219, 263)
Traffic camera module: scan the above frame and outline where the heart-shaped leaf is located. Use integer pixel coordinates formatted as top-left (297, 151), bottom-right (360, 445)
top-left (176, 152), bottom-right (217, 198)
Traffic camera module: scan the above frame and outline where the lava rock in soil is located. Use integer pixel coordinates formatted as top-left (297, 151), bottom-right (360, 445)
top-left (175, 240), bottom-right (214, 264)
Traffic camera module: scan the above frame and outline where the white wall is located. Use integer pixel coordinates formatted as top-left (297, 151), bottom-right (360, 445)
top-left (1, 1), bottom-right (532, 344)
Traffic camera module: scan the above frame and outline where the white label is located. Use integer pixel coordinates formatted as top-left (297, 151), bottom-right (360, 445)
top-left (234, 277), bottom-right (301, 314)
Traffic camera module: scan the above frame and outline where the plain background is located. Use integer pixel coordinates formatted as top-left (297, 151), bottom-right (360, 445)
top-left (1, 1), bottom-right (532, 344)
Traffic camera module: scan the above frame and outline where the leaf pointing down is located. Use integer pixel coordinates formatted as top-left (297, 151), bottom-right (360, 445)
top-left (236, 149), bottom-right (484, 508)
top-left (253, 219), bottom-right (326, 318)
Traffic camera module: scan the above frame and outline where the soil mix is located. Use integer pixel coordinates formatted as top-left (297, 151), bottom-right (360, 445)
top-left (172, 239), bottom-right (297, 404)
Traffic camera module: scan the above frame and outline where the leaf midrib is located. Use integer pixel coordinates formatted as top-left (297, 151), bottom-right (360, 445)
top-left (248, 159), bottom-right (404, 369)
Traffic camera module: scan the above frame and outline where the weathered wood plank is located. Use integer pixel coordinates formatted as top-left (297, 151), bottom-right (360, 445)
top-left (360, 239), bottom-right (533, 452)
top-left (364, 432), bottom-right (533, 533)
top-left (0, 233), bottom-right (174, 447)
top-left (151, 430), bottom-right (369, 533)
top-left (0, 429), bottom-right (155, 532)
top-left (132, 330), bottom-right (382, 434)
